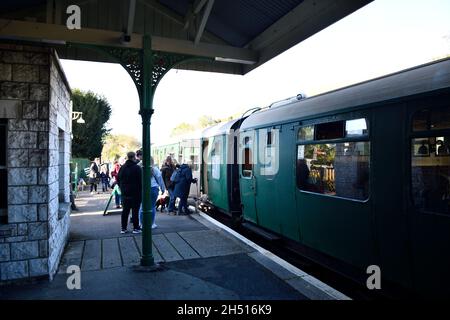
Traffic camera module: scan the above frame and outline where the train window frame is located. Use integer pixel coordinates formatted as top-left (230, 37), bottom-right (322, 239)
top-left (210, 138), bottom-right (222, 181)
top-left (298, 125), bottom-right (314, 142)
top-left (259, 128), bottom-right (278, 179)
top-left (412, 107), bottom-right (450, 132)
top-left (296, 116), bottom-right (370, 203)
top-left (297, 118), bottom-right (369, 143)
top-left (0, 119), bottom-right (7, 224)
top-left (241, 135), bottom-right (253, 179)
top-left (410, 106), bottom-right (450, 216)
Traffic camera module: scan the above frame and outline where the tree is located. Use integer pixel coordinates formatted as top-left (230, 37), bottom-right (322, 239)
top-left (198, 115), bottom-right (221, 128)
top-left (170, 115), bottom-right (234, 137)
top-left (101, 134), bottom-right (141, 162)
top-left (72, 89), bottom-right (112, 159)
top-left (170, 122), bottom-right (196, 137)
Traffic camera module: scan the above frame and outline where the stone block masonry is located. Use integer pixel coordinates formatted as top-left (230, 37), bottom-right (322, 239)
top-left (0, 42), bottom-right (72, 283)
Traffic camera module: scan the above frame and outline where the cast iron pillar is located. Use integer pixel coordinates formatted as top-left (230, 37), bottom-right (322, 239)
top-left (140, 35), bottom-right (154, 266)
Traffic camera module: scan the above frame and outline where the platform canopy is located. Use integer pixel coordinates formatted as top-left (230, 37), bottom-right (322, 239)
top-left (0, 0), bottom-right (372, 75)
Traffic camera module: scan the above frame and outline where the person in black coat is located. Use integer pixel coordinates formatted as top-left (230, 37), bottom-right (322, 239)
top-left (88, 158), bottom-right (100, 194)
top-left (117, 152), bottom-right (142, 233)
top-left (173, 163), bottom-right (197, 215)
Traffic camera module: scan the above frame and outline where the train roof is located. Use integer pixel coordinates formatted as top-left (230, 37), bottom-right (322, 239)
top-left (201, 118), bottom-right (243, 138)
top-left (153, 129), bottom-right (202, 148)
top-left (240, 57), bottom-right (450, 131)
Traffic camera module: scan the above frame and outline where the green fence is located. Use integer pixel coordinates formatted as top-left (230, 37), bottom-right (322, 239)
top-left (70, 158), bottom-right (91, 194)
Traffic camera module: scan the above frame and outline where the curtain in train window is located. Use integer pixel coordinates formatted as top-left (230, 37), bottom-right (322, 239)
top-left (242, 136), bottom-right (253, 178)
top-left (296, 141), bottom-right (370, 200)
top-left (0, 120), bottom-right (7, 223)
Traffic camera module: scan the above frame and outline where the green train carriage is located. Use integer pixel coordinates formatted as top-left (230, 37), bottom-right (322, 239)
top-left (152, 137), bottom-right (201, 198)
top-left (201, 119), bottom-right (243, 217)
top-left (236, 58), bottom-right (450, 297)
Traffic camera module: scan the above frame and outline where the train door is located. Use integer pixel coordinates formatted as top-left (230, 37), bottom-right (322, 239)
top-left (182, 140), bottom-right (201, 198)
top-left (293, 116), bottom-right (372, 271)
top-left (239, 130), bottom-right (258, 223)
top-left (407, 101), bottom-right (450, 297)
top-left (206, 135), bottom-right (229, 210)
top-left (201, 139), bottom-right (209, 195)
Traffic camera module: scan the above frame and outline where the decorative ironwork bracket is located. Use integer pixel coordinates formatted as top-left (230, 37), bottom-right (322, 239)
top-left (67, 42), bottom-right (211, 101)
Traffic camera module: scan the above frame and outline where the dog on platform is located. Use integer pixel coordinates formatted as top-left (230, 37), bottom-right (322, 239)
top-left (78, 178), bottom-right (87, 192)
top-left (155, 195), bottom-right (170, 212)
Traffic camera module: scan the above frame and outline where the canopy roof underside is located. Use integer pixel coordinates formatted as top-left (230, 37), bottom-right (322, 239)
top-left (0, 0), bottom-right (372, 75)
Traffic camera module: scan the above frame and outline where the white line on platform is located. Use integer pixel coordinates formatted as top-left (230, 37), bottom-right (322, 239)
top-left (70, 211), bottom-right (105, 217)
top-left (192, 212), bottom-right (351, 301)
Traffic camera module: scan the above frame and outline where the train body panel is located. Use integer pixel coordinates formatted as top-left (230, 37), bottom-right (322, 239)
top-left (235, 58), bottom-right (450, 297)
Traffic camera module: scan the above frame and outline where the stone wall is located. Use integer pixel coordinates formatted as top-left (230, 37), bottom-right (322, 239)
top-left (48, 53), bottom-right (71, 277)
top-left (0, 43), bottom-right (71, 282)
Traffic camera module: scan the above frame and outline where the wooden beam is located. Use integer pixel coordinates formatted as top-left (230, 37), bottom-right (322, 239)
top-left (194, 0), bottom-right (214, 45)
top-left (153, 36), bottom-right (257, 64)
top-left (193, 0), bottom-right (208, 14)
top-left (46, 0), bottom-right (54, 24)
top-left (126, 0), bottom-right (137, 37)
top-left (184, 0), bottom-right (208, 31)
top-left (0, 19), bottom-right (258, 64)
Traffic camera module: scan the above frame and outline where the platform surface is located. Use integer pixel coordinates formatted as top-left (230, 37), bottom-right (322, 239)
top-left (0, 191), bottom-right (347, 300)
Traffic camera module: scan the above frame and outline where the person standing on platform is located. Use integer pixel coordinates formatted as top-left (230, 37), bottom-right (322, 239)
top-left (161, 156), bottom-right (175, 213)
top-left (110, 160), bottom-right (122, 208)
top-left (136, 149), bottom-right (143, 167)
top-left (100, 165), bottom-right (110, 193)
top-left (117, 152), bottom-right (142, 234)
top-left (173, 161), bottom-right (197, 215)
top-left (88, 158), bottom-right (100, 195)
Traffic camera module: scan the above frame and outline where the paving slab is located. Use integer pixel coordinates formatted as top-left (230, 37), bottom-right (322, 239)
top-left (81, 239), bottom-right (101, 271)
top-left (118, 236), bottom-right (140, 266)
top-left (152, 234), bottom-right (183, 262)
top-left (134, 235), bottom-right (164, 263)
top-left (58, 240), bottom-right (84, 273)
top-left (102, 238), bottom-right (122, 269)
top-left (178, 230), bottom-right (248, 258)
top-left (164, 232), bottom-right (200, 260)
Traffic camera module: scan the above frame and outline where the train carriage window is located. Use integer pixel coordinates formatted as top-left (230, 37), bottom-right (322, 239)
top-left (298, 118), bottom-right (367, 142)
top-left (411, 107), bottom-right (450, 215)
top-left (267, 131), bottom-right (272, 146)
top-left (346, 118), bottom-right (368, 137)
top-left (411, 136), bottom-right (450, 215)
top-left (296, 118), bottom-right (370, 201)
top-left (297, 142), bottom-right (370, 200)
top-left (261, 129), bottom-right (278, 177)
top-left (242, 136), bottom-right (253, 178)
top-left (413, 108), bottom-right (450, 131)
top-left (0, 120), bottom-right (7, 224)
top-left (315, 121), bottom-right (345, 140)
top-left (298, 126), bottom-right (314, 141)
top-left (211, 139), bottom-right (221, 180)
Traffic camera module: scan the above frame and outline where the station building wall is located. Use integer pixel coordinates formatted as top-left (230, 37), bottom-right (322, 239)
top-left (0, 42), bottom-right (71, 282)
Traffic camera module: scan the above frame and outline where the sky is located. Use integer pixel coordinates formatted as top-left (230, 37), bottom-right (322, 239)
top-left (60, 0), bottom-right (450, 145)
